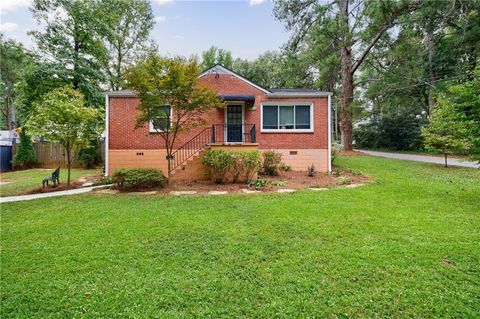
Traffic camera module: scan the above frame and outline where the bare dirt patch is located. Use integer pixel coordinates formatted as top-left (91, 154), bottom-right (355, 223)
top-left (25, 172), bottom-right (102, 195)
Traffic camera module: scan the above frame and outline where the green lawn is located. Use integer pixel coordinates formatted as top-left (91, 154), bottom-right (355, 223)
top-left (0, 168), bottom-right (98, 197)
top-left (1, 156), bottom-right (479, 318)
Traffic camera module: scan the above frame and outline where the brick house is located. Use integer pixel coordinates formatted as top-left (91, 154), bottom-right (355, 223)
top-left (105, 65), bottom-right (332, 179)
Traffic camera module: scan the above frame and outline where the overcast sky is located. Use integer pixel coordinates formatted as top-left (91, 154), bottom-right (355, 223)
top-left (0, 0), bottom-right (291, 60)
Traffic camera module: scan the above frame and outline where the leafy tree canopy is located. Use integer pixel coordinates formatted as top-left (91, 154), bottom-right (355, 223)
top-left (124, 54), bottom-right (225, 181)
top-left (26, 86), bottom-right (102, 183)
top-left (201, 46), bottom-right (233, 71)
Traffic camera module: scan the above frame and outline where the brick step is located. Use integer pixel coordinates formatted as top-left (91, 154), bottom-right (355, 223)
top-left (170, 151), bottom-right (204, 176)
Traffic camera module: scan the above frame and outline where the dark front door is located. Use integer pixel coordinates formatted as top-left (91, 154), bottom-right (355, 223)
top-left (226, 105), bottom-right (243, 142)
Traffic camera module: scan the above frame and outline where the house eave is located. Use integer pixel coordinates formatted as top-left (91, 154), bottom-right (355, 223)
top-left (104, 90), bottom-right (136, 97)
top-left (266, 92), bottom-right (333, 98)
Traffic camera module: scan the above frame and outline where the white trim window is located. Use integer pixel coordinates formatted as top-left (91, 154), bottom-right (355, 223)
top-left (261, 103), bottom-right (314, 132)
top-left (149, 105), bottom-right (172, 132)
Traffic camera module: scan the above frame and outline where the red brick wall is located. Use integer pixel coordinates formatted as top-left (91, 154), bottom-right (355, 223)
top-left (108, 73), bottom-right (328, 150)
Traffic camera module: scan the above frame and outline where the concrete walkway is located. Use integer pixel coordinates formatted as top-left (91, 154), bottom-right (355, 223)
top-left (0, 186), bottom-right (106, 204)
top-left (358, 150), bottom-right (479, 168)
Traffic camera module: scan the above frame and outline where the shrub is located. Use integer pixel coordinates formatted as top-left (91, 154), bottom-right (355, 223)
top-left (331, 142), bottom-right (343, 164)
top-left (262, 150), bottom-right (282, 176)
top-left (77, 139), bottom-right (100, 168)
top-left (13, 129), bottom-right (36, 169)
top-left (241, 150), bottom-right (262, 181)
top-left (336, 176), bottom-right (352, 185)
top-left (92, 176), bottom-right (113, 186)
top-left (307, 164), bottom-right (316, 177)
top-left (231, 152), bottom-right (244, 183)
top-left (201, 149), bottom-right (235, 183)
top-left (248, 178), bottom-right (269, 190)
top-left (112, 168), bottom-right (166, 189)
top-left (280, 162), bottom-right (291, 172)
top-left (271, 180), bottom-right (286, 187)
top-left (353, 113), bottom-right (424, 150)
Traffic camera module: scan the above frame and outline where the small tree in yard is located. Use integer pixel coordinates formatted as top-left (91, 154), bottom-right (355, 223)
top-left (125, 54), bottom-right (224, 182)
top-left (26, 87), bottom-right (102, 184)
top-left (422, 97), bottom-right (471, 167)
top-left (13, 128), bottom-right (36, 169)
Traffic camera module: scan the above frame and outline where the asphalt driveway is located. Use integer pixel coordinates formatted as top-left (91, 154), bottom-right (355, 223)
top-left (358, 150), bottom-right (479, 168)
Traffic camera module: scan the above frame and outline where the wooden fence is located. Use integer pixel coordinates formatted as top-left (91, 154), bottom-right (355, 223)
top-left (12, 141), bottom-right (104, 168)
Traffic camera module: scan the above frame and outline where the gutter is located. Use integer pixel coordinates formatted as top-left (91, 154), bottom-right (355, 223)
top-left (266, 92), bottom-right (333, 98)
top-left (104, 90), bottom-right (136, 97)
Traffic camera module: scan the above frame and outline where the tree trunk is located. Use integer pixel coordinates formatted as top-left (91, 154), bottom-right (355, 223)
top-left (426, 28), bottom-right (436, 114)
top-left (166, 152), bottom-right (172, 185)
top-left (340, 50), bottom-right (354, 150)
top-left (339, 0), bottom-right (354, 151)
top-left (66, 146), bottom-right (71, 185)
top-left (444, 153), bottom-right (448, 168)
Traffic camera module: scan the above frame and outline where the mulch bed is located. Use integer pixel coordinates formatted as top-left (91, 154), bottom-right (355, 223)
top-left (25, 173), bottom-right (102, 195)
top-left (156, 166), bottom-right (370, 194)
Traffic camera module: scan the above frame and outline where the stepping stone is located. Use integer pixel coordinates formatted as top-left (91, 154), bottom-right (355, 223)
top-left (127, 191), bottom-right (157, 195)
top-left (96, 189), bottom-right (119, 194)
top-left (345, 183), bottom-right (365, 188)
top-left (208, 191), bottom-right (228, 195)
top-left (82, 182), bottom-right (94, 187)
top-left (170, 191), bottom-right (197, 196)
top-left (78, 177), bottom-right (87, 183)
top-left (277, 189), bottom-right (295, 193)
top-left (241, 189), bottom-right (261, 194)
top-left (308, 187), bottom-right (328, 191)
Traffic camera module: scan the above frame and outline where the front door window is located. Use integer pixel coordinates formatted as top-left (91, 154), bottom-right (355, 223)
top-left (226, 105), bottom-right (243, 142)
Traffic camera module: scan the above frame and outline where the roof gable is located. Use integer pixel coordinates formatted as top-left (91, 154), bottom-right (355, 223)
top-left (199, 64), bottom-right (270, 94)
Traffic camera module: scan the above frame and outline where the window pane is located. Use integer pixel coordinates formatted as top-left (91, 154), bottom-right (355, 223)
top-left (295, 105), bottom-right (310, 129)
top-left (263, 105), bottom-right (278, 129)
top-left (279, 105), bottom-right (294, 129)
top-left (152, 105), bottom-right (171, 131)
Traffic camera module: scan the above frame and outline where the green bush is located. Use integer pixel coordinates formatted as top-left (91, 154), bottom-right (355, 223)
top-left (262, 150), bottom-right (282, 176)
top-left (280, 163), bottom-right (291, 172)
top-left (353, 113), bottom-right (424, 150)
top-left (331, 142), bottom-right (343, 164)
top-left (13, 129), bottom-right (36, 169)
top-left (112, 168), bottom-right (166, 189)
top-left (77, 139), bottom-right (100, 168)
top-left (336, 176), bottom-right (352, 185)
top-left (201, 149), bottom-right (262, 183)
top-left (241, 150), bottom-right (262, 181)
top-left (231, 152), bottom-right (244, 183)
top-left (247, 178), bottom-right (269, 190)
top-left (201, 149), bottom-right (236, 183)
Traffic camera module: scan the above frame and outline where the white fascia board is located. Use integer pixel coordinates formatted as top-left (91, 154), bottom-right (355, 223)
top-left (266, 92), bottom-right (333, 98)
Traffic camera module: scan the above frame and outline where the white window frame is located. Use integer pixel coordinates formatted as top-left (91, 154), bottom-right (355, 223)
top-left (260, 102), bottom-right (314, 133)
top-left (149, 105), bottom-right (172, 133)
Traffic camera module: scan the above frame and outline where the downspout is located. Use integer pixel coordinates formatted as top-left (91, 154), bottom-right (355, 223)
top-left (328, 95), bottom-right (332, 172)
top-left (105, 94), bottom-right (109, 176)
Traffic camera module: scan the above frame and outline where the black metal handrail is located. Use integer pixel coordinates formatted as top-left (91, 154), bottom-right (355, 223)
top-left (169, 124), bottom-right (256, 173)
top-left (170, 127), bottom-right (212, 173)
top-left (211, 124), bottom-right (256, 144)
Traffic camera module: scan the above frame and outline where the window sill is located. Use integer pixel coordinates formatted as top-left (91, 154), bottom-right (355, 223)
top-left (260, 129), bottom-right (314, 133)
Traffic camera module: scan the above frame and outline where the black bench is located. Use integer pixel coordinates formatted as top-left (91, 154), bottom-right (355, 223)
top-left (43, 167), bottom-right (60, 187)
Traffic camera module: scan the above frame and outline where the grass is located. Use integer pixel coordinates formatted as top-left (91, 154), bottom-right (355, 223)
top-left (0, 168), bottom-right (98, 197)
top-left (1, 156), bottom-right (479, 318)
